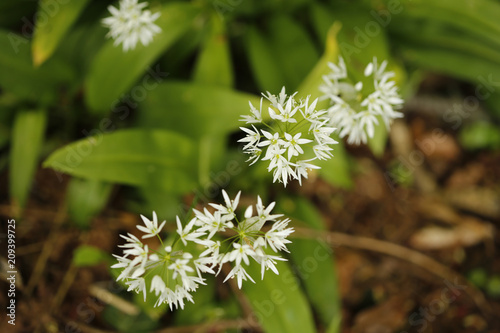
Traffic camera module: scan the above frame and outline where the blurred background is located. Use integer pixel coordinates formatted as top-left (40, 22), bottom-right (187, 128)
top-left (0, 0), bottom-right (499, 332)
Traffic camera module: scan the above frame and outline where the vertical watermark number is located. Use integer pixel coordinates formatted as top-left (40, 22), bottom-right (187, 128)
top-left (6, 218), bottom-right (16, 325)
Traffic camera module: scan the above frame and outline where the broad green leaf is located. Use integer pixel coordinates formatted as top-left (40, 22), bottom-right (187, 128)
top-left (297, 23), bottom-right (352, 188)
top-left (138, 81), bottom-right (262, 138)
top-left (73, 245), bottom-right (111, 267)
top-left (267, 15), bottom-right (320, 90)
top-left (244, 26), bottom-right (286, 93)
top-left (193, 13), bottom-right (233, 87)
top-left (389, 18), bottom-right (500, 65)
top-left (85, 2), bottom-right (201, 112)
top-left (9, 109), bottom-right (47, 212)
top-left (0, 30), bottom-right (74, 105)
top-left (67, 178), bottom-right (113, 228)
top-left (390, 0), bottom-right (500, 49)
top-left (278, 196), bottom-right (341, 327)
top-left (242, 260), bottom-right (316, 333)
top-left (398, 44), bottom-right (500, 85)
top-left (43, 129), bottom-right (198, 194)
top-left (32, 0), bottom-right (91, 66)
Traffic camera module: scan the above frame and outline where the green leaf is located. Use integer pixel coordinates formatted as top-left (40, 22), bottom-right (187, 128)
top-left (9, 109), bottom-right (47, 211)
top-left (398, 43), bottom-right (500, 85)
top-left (244, 26), bottom-right (286, 93)
top-left (103, 306), bottom-right (158, 333)
top-left (278, 196), bottom-right (341, 327)
top-left (267, 15), bottom-right (320, 90)
top-left (390, 0), bottom-right (500, 49)
top-left (72, 245), bottom-right (110, 267)
top-left (0, 30), bottom-right (74, 105)
top-left (43, 129), bottom-right (198, 194)
top-left (67, 178), bottom-right (113, 228)
top-left (297, 23), bottom-right (352, 188)
top-left (193, 13), bottom-right (233, 87)
top-left (32, 0), bottom-right (91, 66)
top-left (459, 121), bottom-right (500, 151)
top-left (138, 81), bottom-right (262, 138)
top-left (242, 260), bottom-right (316, 333)
top-left (85, 2), bottom-right (201, 112)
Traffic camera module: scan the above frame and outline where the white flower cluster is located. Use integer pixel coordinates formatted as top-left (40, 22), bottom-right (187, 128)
top-left (112, 190), bottom-right (293, 310)
top-left (320, 57), bottom-right (404, 145)
top-left (239, 87), bottom-right (338, 187)
top-left (102, 0), bottom-right (161, 52)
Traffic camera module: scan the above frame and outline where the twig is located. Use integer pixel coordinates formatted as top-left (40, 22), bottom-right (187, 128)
top-left (293, 227), bottom-right (492, 316)
top-left (50, 232), bottom-right (90, 313)
top-left (26, 200), bottom-right (67, 296)
top-left (88, 283), bottom-right (139, 316)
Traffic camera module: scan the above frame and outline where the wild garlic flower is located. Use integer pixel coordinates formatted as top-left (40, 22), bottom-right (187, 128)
top-left (102, 0), bottom-right (161, 52)
top-left (112, 190), bottom-right (294, 309)
top-left (320, 57), bottom-right (404, 145)
top-left (239, 87), bottom-right (338, 187)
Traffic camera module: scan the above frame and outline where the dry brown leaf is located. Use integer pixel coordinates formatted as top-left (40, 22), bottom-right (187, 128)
top-left (352, 295), bottom-right (413, 333)
top-left (444, 187), bottom-right (500, 219)
top-left (409, 218), bottom-right (495, 250)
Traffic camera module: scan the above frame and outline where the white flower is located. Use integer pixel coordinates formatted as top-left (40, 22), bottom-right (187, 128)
top-left (137, 211), bottom-right (166, 238)
top-left (295, 159), bottom-right (321, 186)
top-left (225, 243), bottom-right (255, 267)
top-left (238, 125), bottom-right (261, 149)
top-left (209, 190), bottom-right (241, 219)
top-left (254, 196), bottom-right (283, 226)
top-left (240, 86), bottom-right (338, 187)
top-left (223, 265), bottom-right (255, 289)
top-left (240, 99), bottom-right (263, 124)
top-left (150, 275), bottom-right (166, 296)
top-left (176, 217), bottom-right (207, 246)
top-left (102, 0), bottom-right (161, 52)
top-left (320, 56), bottom-right (404, 145)
top-left (112, 190), bottom-right (295, 308)
top-left (168, 255), bottom-right (195, 286)
top-left (194, 209), bottom-right (234, 239)
top-left (264, 218), bottom-right (294, 253)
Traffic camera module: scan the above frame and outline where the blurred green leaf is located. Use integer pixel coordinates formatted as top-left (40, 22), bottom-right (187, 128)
top-left (0, 30), bottom-right (73, 105)
top-left (0, 1), bottom-right (38, 28)
top-left (399, 44), bottom-right (500, 85)
top-left (139, 81), bottom-right (262, 138)
top-left (103, 305), bottom-right (158, 333)
top-left (67, 178), bottom-right (113, 228)
top-left (32, 0), bottom-right (91, 66)
top-left (85, 2), bottom-right (201, 112)
top-left (390, 0), bottom-right (500, 48)
top-left (43, 129), bottom-right (198, 194)
top-left (459, 121), bottom-right (500, 150)
top-left (467, 268), bottom-right (488, 289)
top-left (193, 14), bottom-right (233, 87)
top-left (72, 245), bottom-right (110, 267)
top-left (244, 26), bottom-right (286, 93)
top-left (242, 259), bottom-right (316, 333)
top-left (487, 275), bottom-right (500, 298)
top-left (267, 15), bottom-right (320, 90)
top-left (297, 23), bottom-right (352, 188)
top-left (278, 196), bottom-right (341, 328)
top-left (9, 109), bottom-right (47, 211)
